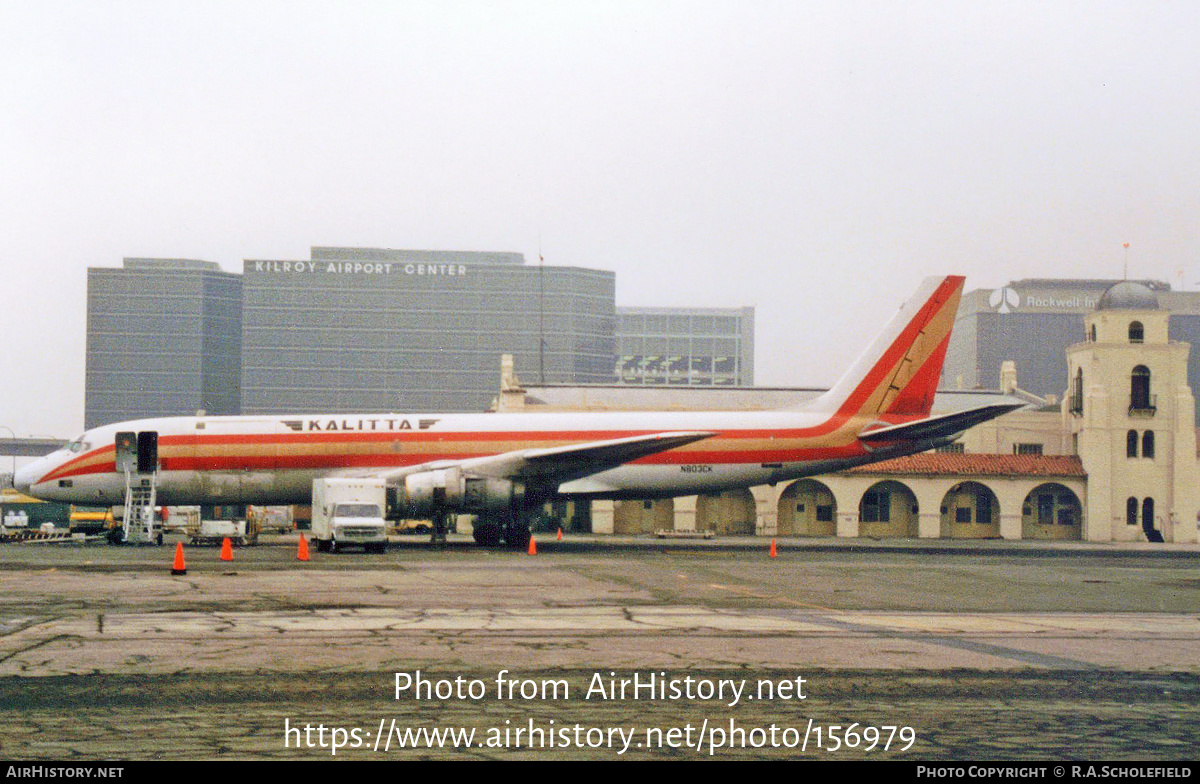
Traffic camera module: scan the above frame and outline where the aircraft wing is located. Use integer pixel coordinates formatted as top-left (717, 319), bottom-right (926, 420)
top-left (857, 403), bottom-right (1025, 446)
top-left (368, 430), bottom-right (717, 486)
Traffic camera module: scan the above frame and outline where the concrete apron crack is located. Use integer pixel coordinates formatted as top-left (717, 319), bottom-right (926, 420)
top-left (0, 634), bottom-right (82, 665)
top-left (795, 613), bottom-right (1101, 671)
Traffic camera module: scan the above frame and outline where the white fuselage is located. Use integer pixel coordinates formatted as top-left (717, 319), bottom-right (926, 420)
top-left (16, 407), bottom-right (902, 508)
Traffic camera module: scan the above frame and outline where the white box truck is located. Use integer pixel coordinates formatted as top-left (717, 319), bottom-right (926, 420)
top-left (311, 477), bottom-right (389, 553)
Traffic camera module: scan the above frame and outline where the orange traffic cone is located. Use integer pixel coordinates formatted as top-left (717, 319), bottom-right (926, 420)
top-left (220, 537), bottom-right (233, 561)
top-left (769, 539), bottom-right (777, 559)
top-left (528, 535), bottom-right (537, 555)
top-left (297, 534), bottom-right (310, 561)
top-left (171, 542), bottom-right (187, 575)
top-left (556, 527), bottom-right (563, 541)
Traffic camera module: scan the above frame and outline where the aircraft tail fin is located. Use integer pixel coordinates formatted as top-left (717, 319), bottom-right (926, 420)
top-left (800, 275), bottom-right (964, 421)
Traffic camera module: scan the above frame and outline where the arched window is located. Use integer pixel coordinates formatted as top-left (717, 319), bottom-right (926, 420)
top-left (1127, 429), bottom-right (1139, 458)
top-left (1129, 321), bottom-right (1144, 343)
top-left (1070, 368), bottom-right (1084, 414)
top-left (1143, 430), bottom-right (1155, 459)
top-left (1142, 497), bottom-right (1164, 542)
top-left (1130, 366), bottom-right (1152, 411)
top-left (1126, 497), bottom-right (1139, 526)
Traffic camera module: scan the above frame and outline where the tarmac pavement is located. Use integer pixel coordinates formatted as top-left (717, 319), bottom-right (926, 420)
top-left (0, 534), bottom-right (1196, 760)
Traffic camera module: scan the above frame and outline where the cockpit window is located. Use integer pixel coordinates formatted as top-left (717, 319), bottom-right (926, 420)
top-left (67, 436), bottom-right (91, 453)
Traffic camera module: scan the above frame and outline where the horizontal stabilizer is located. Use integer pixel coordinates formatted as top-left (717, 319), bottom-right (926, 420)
top-left (858, 403), bottom-right (1024, 445)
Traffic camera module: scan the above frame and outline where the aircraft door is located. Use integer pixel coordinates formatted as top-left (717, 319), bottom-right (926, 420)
top-left (115, 432), bottom-right (138, 473)
top-left (137, 431), bottom-right (158, 473)
top-left (115, 431), bottom-right (158, 473)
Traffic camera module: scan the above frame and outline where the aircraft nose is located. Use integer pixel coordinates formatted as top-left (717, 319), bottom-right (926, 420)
top-left (13, 461), bottom-right (39, 494)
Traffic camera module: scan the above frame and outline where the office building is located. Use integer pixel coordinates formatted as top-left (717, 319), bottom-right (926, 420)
top-left (240, 248), bottom-right (616, 414)
top-left (615, 306), bottom-right (754, 386)
top-left (85, 248), bottom-right (756, 424)
top-left (85, 259), bottom-right (242, 429)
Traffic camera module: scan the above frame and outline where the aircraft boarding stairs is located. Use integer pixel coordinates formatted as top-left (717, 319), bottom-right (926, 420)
top-left (120, 469), bottom-right (162, 544)
top-left (112, 430), bottom-right (163, 545)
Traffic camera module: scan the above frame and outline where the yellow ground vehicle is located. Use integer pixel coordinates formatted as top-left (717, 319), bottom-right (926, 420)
top-left (68, 506), bottom-right (115, 535)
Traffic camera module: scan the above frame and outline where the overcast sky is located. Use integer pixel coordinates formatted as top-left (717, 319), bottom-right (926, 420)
top-left (4, 1), bottom-right (1199, 438)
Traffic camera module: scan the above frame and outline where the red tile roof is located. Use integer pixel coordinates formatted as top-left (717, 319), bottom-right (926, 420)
top-left (844, 453), bottom-right (1086, 477)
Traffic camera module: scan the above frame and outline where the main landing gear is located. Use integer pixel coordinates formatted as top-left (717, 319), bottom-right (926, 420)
top-left (470, 512), bottom-right (532, 549)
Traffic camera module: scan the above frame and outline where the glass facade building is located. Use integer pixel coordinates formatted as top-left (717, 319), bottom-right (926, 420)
top-left (85, 259), bottom-right (242, 429)
top-left (240, 248), bottom-right (616, 414)
top-left (615, 306), bottom-right (754, 386)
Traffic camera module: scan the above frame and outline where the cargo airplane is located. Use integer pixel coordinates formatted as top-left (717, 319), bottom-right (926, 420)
top-left (16, 275), bottom-right (1019, 546)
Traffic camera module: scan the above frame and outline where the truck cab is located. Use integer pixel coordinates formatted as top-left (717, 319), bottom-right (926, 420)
top-left (311, 478), bottom-right (389, 553)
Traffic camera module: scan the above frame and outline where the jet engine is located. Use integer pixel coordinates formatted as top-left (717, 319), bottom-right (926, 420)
top-left (395, 467), bottom-right (524, 518)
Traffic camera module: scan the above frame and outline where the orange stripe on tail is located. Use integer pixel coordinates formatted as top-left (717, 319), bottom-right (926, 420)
top-left (803, 275), bottom-right (964, 423)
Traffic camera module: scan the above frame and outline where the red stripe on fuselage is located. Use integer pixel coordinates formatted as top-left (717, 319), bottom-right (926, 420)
top-left (39, 444), bottom-right (117, 484)
top-left (44, 430), bottom-right (872, 481)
